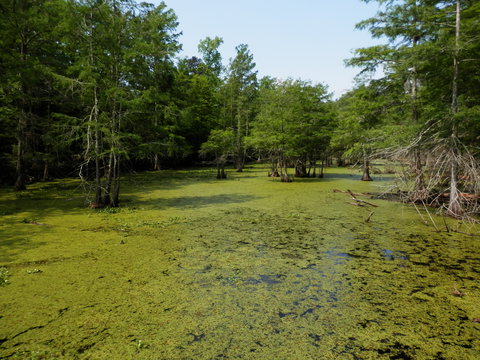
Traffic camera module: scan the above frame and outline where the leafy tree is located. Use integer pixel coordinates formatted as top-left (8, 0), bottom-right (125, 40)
top-left (199, 129), bottom-right (235, 179)
top-left (351, 0), bottom-right (480, 217)
top-left (334, 80), bottom-right (406, 181)
top-left (125, 2), bottom-right (182, 171)
top-left (248, 78), bottom-right (334, 182)
top-left (197, 36), bottom-right (224, 80)
top-left (0, 0), bottom-right (66, 190)
top-left (61, 0), bottom-right (181, 206)
top-left (174, 37), bottom-right (224, 161)
top-left (348, 0), bottom-right (439, 189)
top-left (221, 44), bottom-right (258, 171)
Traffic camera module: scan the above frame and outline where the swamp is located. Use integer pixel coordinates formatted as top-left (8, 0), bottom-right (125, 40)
top-left (2, 2), bottom-right (480, 357)
top-left (1, 166), bottom-right (479, 359)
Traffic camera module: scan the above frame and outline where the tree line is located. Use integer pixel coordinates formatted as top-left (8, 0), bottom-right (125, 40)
top-left (1, 0), bottom-right (479, 218)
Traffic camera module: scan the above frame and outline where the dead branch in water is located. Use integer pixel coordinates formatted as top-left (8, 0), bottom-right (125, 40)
top-left (347, 189), bottom-right (378, 207)
top-left (365, 211), bottom-right (374, 223)
top-left (333, 189), bottom-right (364, 197)
top-left (422, 200), bottom-right (440, 232)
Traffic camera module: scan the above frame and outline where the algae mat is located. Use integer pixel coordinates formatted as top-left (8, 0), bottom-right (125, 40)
top-left (0, 167), bottom-right (479, 359)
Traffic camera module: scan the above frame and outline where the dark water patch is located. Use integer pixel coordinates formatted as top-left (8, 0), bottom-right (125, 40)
top-left (258, 274), bottom-right (285, 284)
top-left (300, 305), bottom-right (322, 317)
top-left (77, 343), bottom-right (95, 354)
top-left (278, 311), bottom-right (296, 318)
top-left (375, 342), bottom-right (415, 360)
top-left (323, 250), bottom-right (351, 259)
top-left (382, 249), bottom-right (409, 261)
top-left (244, 277), bottom-right (261, 285)
top-left (358, 319), bottom-right (380, 328)
top-left (188, 332), bottom-right (205, 344)
top-left (308, 333), bottom-right (321, 347)
top-left (195, 264), bottom-right (213, 274)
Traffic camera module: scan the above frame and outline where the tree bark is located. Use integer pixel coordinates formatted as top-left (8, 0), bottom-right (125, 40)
top-left (294, 158), bottom-right (307, 177)
top-left (14, 130), bottom-right (26, 190)
top-left (42, 160), bottom-right (49, 182)
top-left (447, 0), bottom-right (463, 218)
top-left (408, 18), bottom-right (427, 202)
top-left (410, 150), bottom-right (427, 202)
top-left (361, 149), bottom-right (372, 181)
top-left (93, 87), bottom-right (102, 206)
top-left (153, 154), bottom-right (161, 171)
top-left (111, 153), bottom-right (120, 207)
top-left (318, 159), bottom-right (324, 178)
top-left (14, 35), bottom-right (28, 191)
top-left (216, 156), bottom-right (227, 179)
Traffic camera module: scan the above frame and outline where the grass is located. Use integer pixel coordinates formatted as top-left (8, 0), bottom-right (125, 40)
top-left (0, 165), bottom-right (479, 359)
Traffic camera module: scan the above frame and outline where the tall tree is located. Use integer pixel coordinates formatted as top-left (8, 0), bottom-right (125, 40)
top-left (334, 80), bottom-right (404, 181)
top-left (222, 44), bottom-right (258, 171)
top-left (0, 0), bottom-right (66, 190)
top-left (351, 0), bottom-right (480, 217)
top-left (63, 0), bottom-right (180, 206)
top-left (126, 1), bottom-right (182, 171)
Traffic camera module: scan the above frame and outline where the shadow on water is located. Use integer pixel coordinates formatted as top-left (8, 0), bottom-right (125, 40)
top-left (126, 193), bottom-right (259, 210)
top-left (0, 227), bottom-right (47, 263)
top-left (0, 169), bottom-right (229, 219)
top-left (322, 172), bottom-right (397, 182)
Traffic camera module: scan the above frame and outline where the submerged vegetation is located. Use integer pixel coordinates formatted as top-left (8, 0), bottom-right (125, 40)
top-left (0, 166), bottom-right (479, 359)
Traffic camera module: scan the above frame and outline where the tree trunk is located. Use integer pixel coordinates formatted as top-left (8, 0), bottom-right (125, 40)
top-left (447, 0), bottom-right (463, 218)
top-left (409, 29), bottom-right (427, 202)
top-left (94, 128), bottom-right (102, 205)
top-left (308, 159), bottom-right (316, 177)
top-left (14, 132), bottom-right (26, 190)
top-left (111, 153), bottom-right (120, 207)
top-left (216, 157), bottom-right (227, 179)
top-left (361, 151), bottom-right (372, 181)
top-left (410, 150), bottom-right (427, 202)
top-left (235, 113), bottom-right (244, 172)
top-left (15, 45), bottom-right (29, 191)
top-left (93, 87), bottom-right (102, 206)
top-left (104, 151), bottom-right (114, 206)
top-left (42, 160), bottom-right (49, 182)
top-left (294, 158), bottom-right (307, 177)
top-left (153, 154), bottom-right (161, 171)
top-left (318, 159), bottom-right (324, 178)
top-left (216, 160), bottom-right (222, 179)
top-left (279, 157), bottom-right (291, 182)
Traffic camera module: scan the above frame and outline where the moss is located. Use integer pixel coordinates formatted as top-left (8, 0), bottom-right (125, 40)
top-left (0, 166), bottom-right (479, 359)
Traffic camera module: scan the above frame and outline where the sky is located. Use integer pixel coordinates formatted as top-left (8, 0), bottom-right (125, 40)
top-left (150, 0), bottom-right (383, 98)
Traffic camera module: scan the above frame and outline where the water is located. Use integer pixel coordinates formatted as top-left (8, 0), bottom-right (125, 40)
top-left (0, 167), bottom-right (479, 359)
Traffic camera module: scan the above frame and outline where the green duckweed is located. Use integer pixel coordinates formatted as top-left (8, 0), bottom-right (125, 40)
top-left (0, 166), bottom-right (479, 359)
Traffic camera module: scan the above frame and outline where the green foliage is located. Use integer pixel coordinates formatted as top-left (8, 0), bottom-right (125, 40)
top-left (200, 129), bottom-right (235, 159)
top-left (198, 36), bottom-right (224, 79)
top-left (248, 78), bottom-right (334, 173)
top-left (220, 44), bottom-right (258, 170)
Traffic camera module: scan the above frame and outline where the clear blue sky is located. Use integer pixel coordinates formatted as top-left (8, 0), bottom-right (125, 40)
top-left (150, 1), bottom-right (382, 98)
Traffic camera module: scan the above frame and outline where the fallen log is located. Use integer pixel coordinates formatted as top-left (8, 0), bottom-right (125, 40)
top-left (333, 189), bottom-right (363, 197)
top-left (441, 192), bottom-right (480, 200)
top-left (347, 189), bottom-right (378, 207)
top-left (349, 202), bottom-right (365, 207)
